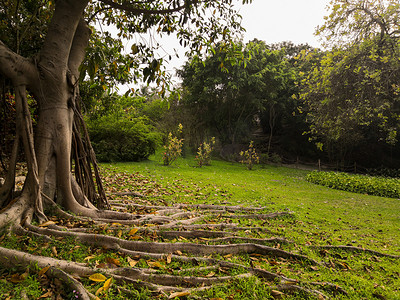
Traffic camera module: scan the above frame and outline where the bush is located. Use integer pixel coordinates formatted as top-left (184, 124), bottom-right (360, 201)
top-left (195, 137), bottom-right (215, 167)
top-left (306, 171), bottom-right (400, 198)
top-left (87, 114), bottom-right (161, 162)
top-left (239, 141), bottom-right (259, 170)
top-left (162, 124), bottom-right (184, 166)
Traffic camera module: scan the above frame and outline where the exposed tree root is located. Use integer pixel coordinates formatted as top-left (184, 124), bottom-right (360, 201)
top-left (4, 193), bottom-right (398, 298)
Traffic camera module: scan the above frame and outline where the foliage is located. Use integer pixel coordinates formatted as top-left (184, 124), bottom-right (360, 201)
top-left (86, 95), bottom-right (161, 162)
top-left (239, 141), bottom-right (259, 170)
top-left (162, 124), bottom-right (184, 166)
top-left (301, 0), bottom-right (400, 164)
top-left (306, 170), bottom-right (400, 198)
top-left (178, 39), bottom-right (291, 145)
top-left (195, 137), bottom-right (216, 167)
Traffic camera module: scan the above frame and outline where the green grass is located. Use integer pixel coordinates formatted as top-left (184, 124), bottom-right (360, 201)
top-left (107, 153), bottom-right (400, 253)
top-left (1, 152), bottom-right (399, 299)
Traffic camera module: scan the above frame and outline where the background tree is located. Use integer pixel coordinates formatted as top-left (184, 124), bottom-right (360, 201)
top-left (178, 39), bottom-right (289, 146)
top-left (301, 0), bottom-right (400, 167)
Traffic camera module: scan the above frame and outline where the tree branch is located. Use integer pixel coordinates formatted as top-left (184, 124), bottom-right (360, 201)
top-left (0, 41), bottom-right (36, 86)
top-left (98, 0), bottom-right (189, 15)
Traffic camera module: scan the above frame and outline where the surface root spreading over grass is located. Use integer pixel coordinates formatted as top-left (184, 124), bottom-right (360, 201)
top-left (0, 168), bottom-right (399, 299)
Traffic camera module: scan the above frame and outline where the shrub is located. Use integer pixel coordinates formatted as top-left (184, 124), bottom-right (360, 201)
top-left (195, 137), bottom-right (216, 167)
top-left (239, 141), bottom-right (259, 170)
top-left (87, 114), bottom-right (161, 162)
top-left (306, 171), bottom-right (400, 198)
top-left (162, 124), bottom-right (184, 166)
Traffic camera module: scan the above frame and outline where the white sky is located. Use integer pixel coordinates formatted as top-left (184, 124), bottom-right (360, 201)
top-left (124, 0), bottom-right (332, 90)
top-left (237, 0), bottom-right (331, 46)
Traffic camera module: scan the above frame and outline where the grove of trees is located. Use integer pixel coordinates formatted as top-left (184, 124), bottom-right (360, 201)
top-left (1, 0), bottom-right (400, 298)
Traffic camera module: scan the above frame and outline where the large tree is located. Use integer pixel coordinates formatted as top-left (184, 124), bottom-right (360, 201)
top-left (0, 0), bottom-right (248, 221)
top-left (301, 0), bottom-right (400, 166)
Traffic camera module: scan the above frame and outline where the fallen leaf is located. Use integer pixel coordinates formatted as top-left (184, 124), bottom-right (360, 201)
top-left (223, 254), bottom-right (233, 258)
top-left (39, 291), bottom-right (53, 298)
top-left (95, 286), bottom-right (104, 296)
top-left (271, 290), bottom-right (284, 297)
top-left (128, 228), bottom-right (139, 235)
top-left (127, 257), bottom-right (138, 267)
top-left (84, 256), bottom-right (96, 261)
top-left (89, 273), bottom-right (107, 282)
top-left (51, 246), bottom-right (58, 257)
top-left (38, 266), bottom-right (50, 277)
top-left (39, 220), bottom-right (56, 227)
top-left (147, 261), bottom-right (164, 269)
top-left (174, 250), bottom-right (183, 256)
top-left (169, 291), bottom-right (190, 299)
top-left (206, 272), bottom-right (215, 277)
top-left (166, 253), bottom-right (172, 264)
top-left (106, 257), bottom-right (121, 266)
top-left (9, 273), bottom-right (25, 283)
top-left (103, 278), bottom-right (112, 291)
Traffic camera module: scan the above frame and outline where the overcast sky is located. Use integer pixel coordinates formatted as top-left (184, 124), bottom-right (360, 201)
top-left (125, 0), bottom-right (332, 90)
top-left (237, 0), bottom-right (331, 46)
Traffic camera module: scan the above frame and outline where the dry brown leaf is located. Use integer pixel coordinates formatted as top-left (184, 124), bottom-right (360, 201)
top-left (51, 246), bottom-right (58, 257)
top-left (106, 257), bottom-right (121, 266)
top-left (117, 230), bottom-right (122, 238)
top-left (127, 257), bottom-right (138, 267)
top-left (223, 254), bottom-right (233, 258)
top-left (166, 253), bottom-right (172, 264)
top-left (129, 235), bottom-right (141, 240)
top-left (39, 291), bottom-right (53, 298)
top-left (206, 272), bottom-right (215, 277)
top-left (271, 290), bottom-right (284, 297)
top-left (89, 273), bottom-right (107, 282)
top-left (174, 250), bottom-right (183, 256)
top-left (168, 291), bottom-right (190, 299)
top-left (9, 273), bottom-right (25, 283)
top-left (39, 220), bottom-right (56, 227)
top-left (38, 266), bottom-right (50, 277)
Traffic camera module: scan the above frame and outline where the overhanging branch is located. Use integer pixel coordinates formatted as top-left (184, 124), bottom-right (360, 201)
top-left (98, 0), bottom-right (190, 15)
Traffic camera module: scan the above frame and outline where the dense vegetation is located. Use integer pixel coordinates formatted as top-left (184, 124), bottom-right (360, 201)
top-left (306, 170), bottom-right (400, 198)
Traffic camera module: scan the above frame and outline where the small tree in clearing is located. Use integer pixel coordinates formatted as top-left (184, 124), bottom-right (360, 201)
top-left (240, 141), bottom-right (259, 170)
top-left (163, 124), bottom-right (183, 166)
top-left (195, 137), bottom-right (216, 167)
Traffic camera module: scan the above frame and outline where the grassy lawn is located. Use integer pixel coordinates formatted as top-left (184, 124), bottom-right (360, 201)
top-left (1, 153), bottom-right (399, 299)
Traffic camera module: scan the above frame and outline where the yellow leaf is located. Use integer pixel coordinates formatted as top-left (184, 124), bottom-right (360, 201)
top-left (84, 256), bottom-right (96, 261)
top-left (95, 286), bottom-right (104, 296)
top-left (39, 220), bottom-right (56, 227)
top-left (223, 254), bottom-right (233, 258)
top-left (147, 261), bottom-right (164, 269)
top-left (169, 291), bottom-right (190, 299)
top-left (103, 278), bottom-right (112, 291)
top-left (38, 266), bottom-right (50, 277)
top-left (174, 250), bottom-right (183, 256)
top-left (89, 273), bottom-right (107, 282)
top-left (128, 228), bottom-right (139, 235)
top-left (206, 272), bottom-right (215, 277)
top-left (127, 257), bottom-right (138, 267)
top-left (166, 253), bottom-right (172, 264)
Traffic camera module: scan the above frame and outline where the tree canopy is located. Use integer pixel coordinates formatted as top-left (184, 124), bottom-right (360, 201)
top-left (301, 0), bottom-right (400, 165)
